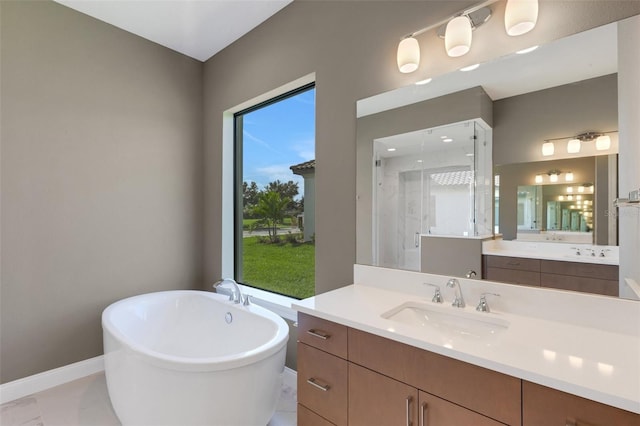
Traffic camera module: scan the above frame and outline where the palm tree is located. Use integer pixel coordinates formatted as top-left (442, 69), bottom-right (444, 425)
top-left (252, 191), bottom-right (291, 243)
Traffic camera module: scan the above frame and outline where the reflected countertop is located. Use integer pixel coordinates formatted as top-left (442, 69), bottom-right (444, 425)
top-left (292, 265), bottom-right (638, 414)
top-left (482, 239), bottom-right (619, 265)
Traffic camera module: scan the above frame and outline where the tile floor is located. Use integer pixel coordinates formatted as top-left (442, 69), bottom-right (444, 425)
top-left (1, 371), bottom-right (297, 426)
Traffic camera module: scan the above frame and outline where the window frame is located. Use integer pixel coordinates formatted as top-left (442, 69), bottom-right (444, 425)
top-left (232, 82), bottom-right (316, 301)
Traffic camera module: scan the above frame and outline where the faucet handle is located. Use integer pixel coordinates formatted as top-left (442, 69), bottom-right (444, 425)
top-left (466, 270), bottom-right (477, 279)
top-left (570, 247), bottom-right (581, 255)
top-left (424, 283), bottom-right (444, 303)
top-left (476, 292), bottom-right (500, 313)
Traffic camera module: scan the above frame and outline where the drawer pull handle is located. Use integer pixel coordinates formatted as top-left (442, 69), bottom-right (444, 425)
top-left (506, 261), bottom-right (521, 266)
top-left (307, 377), bottom-right (330, 392)
top-left (420, 402), bottom-right (428, 426)
top-left (406, 396), bottom-right (413, 426)
top-left (307, 329), bottom-right (330, 340)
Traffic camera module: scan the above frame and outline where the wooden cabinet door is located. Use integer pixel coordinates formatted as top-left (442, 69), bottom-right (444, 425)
top-left (523, 381), bottom-right (640, 426)
top-left (419, 391), bottom-right (507, 426)
top-left (348, 363), bottom-right (418, 426)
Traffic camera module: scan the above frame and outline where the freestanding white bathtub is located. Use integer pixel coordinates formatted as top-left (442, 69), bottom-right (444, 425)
top-left (102, 290), bottom-right (289, 426)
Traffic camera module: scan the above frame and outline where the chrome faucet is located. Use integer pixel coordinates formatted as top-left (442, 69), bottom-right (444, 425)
top-left (213, 278), bottom-right (244, 304)
top-left (425, 283), bottom-right (443, 303)
top-left (476, 293), bottom-right (500, 313)
top-left (446, 278), bottom-right (465, 308)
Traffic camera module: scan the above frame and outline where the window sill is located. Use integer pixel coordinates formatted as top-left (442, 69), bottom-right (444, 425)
top-left (238, 285), bottom-right (299, 322)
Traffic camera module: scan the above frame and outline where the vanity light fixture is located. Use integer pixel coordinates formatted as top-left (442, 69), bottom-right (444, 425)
top-left (397, 36), bottom-right (420, 73)
top-left (504, 0), bottom-right (538, 36)
top-left (534, 174), bottom-right (543, 184)
top-left (578, 185), bottom-right (585, 193)
top-left (567, 186), bottom-right (573, 193)
top-left (565, 172), bottom-right (574, 182)
top-left (549, 172), bottom-right (558, 183)
top-left (387, 148), bottom-right (397, 152)
top-left (445, 16), bottom-right (473, 57)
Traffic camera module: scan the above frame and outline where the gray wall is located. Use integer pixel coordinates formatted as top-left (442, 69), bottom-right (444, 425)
top-left (1, 1), bottom-right (204, 383)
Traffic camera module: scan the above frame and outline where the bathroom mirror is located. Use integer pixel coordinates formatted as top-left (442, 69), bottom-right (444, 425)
top-left (355, 20), bottom-right (632, 295)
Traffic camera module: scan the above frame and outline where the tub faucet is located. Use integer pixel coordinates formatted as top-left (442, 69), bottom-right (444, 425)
top-left (446, 278), bottom-right (465, 308)
top-left (213, 278), bottom-right (243, 304)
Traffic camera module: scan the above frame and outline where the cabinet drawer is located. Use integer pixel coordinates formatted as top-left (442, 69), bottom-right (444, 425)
top-left (348, 328), bottom-right (522, 426)
top-left (297, 404), bottom-right (335, 426)
top-left (541, 260), bottom-right (619, 280)
top-left (297, 343), bottom-right (348, 426)
top-left (298, 313), bottom-right (348, 358)
top-left (486, 255), bottom-right (540, 272)
top-left (541, 273), bottom-right (618, 296)
top-left (420, 391), bottom-right (507, 426)
top-left (523, 381), bottom-right (639, 426)
top-left (486, 267), bottom-right (541, 286)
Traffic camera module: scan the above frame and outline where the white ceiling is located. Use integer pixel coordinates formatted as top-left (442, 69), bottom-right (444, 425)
top-left (53, 0), bottom-right (293, 62)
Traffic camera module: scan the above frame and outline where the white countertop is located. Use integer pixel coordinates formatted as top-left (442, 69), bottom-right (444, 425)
top-left (482, 239), bottom-right (619, 265)
top-left (293, 266), bottom-right (639, 414)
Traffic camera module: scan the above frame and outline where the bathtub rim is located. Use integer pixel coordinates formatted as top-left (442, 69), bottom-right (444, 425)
top-left (102, 290), bottom-right (289, 372)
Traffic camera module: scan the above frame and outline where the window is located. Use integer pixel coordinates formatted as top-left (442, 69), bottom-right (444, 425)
top-left (234, 84), bottom-right (315, 299)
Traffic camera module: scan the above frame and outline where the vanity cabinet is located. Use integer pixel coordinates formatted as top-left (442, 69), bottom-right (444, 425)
top-left (482, 255), bottom-right (619, 296)
top-left (298, 313), bottom-right (521, 425)
top-left (483, 255), bottom-right (541, 286)
top-left (540, 260), bottom-right (619, 297)
top-left (522, 381), bottom-right (639, 426)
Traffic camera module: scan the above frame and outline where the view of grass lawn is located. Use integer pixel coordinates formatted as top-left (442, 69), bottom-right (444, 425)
top-left (242, 235), bottom-right (315, 299)
top-left (243, 218), bottom-right (294, 230)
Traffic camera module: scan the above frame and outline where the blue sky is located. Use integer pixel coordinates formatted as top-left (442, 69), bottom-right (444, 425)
top-left (242, 88), bottom-right (315, 199)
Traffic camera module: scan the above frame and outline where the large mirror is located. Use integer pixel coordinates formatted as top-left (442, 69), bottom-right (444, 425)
top-left (356, 19), bottom-right (636, 298)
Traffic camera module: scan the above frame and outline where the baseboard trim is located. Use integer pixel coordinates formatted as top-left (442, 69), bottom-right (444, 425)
top-left (0, 355), bottom-right (104, 404)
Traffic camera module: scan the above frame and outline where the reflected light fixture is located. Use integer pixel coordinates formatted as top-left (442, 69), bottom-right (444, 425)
top-left (445, 16), bottom-right (472, 57)
top-left (541, 131), bottom-right (616, 156)
top-left (596, 135), bottom-right (611, 150)
top-left (397, 37), bottom-right (420, 73)
top-left (567, 138), bottom-right (581, 154)
top-left (415, 77), bottom-right (432, 85)
top-left (505, 0), bottom-right (539, 36)
top-left (549, 173), bottom-right (558, 183)
top-left (565, 172), bottom-right (574, 182)
top-left (535, 174), bottom-right (543, 184)
top-left (460, 63), bottom-right (480, 72)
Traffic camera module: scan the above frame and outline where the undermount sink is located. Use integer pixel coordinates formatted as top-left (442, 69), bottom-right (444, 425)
top-left (381, 301), bottom-right (509, 339)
